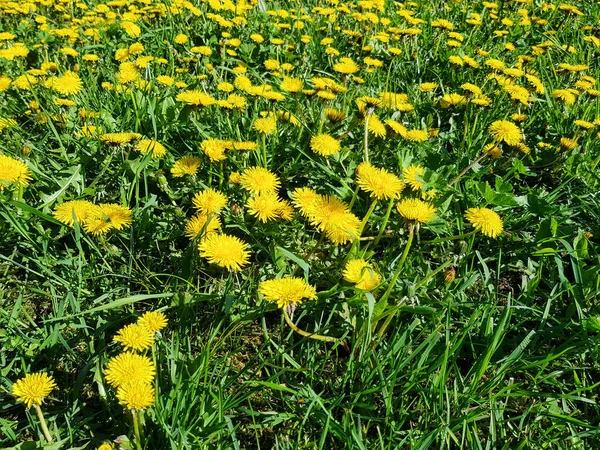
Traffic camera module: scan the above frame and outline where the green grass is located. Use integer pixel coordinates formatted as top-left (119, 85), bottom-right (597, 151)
top-left (2, 0), bottom-right (600, 448)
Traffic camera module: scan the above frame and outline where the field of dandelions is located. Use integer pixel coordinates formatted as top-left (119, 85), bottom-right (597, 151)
top-left (2, 0), bottom-right (600, 448)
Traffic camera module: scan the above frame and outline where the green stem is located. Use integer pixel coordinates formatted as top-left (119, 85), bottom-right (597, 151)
top-left (262, 134), bottom-right (267, 168)
top-left (420, 230), bottom-right (476, 245)
top-left (33, 404), bottom-right (53, 443)
top-left (380, 225), bottom-right (415, 304)
top-left (132, 410), bottom-right (143, 450)
top-left (348, 185), bottom-right (360, 210)
top-left (363, 112), bottom-right (371, 163)
top-left (373, 199), bottom-right (395, 245)
top-left (283, 309), bottom-right (340, 343)
top-left (358, 199), bottom-right (377, 238)
top-left (448, 152), bottom-right (488, 187)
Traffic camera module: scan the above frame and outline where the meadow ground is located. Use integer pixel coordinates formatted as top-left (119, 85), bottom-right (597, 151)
top-left (1, 0), bottom-right (600, 448)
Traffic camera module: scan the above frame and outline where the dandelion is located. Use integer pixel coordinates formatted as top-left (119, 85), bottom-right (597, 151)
top-left (185, 213), bottom-right (221, 239)
top-left (84, 204), bottom-right (133, 235)
top-left (310, 133), bottom-right (341, 157)
top-left (247, 192), bottom-right (281, 222)
top-left (117, 381), bottom-right (155, 411)
top-left (0, 154), bottom-right (32, 190)
top-left (356, 163), bottom-right (404, 200)
top-left (101, 132), bottom-right (142, 145)
top-left (12, 372), bottom-right (56, 408)
top-left (135, 139), bottom-right (166, 158)
top-left (253, 116), bottom-right (277, 134)
top-left (241, 166), bottom-right (280, 194)
top-left (397, 198), bottom-right (437, 223)
top-left (465, 208), bottom-right (503, 238)
top-left (53, 200), bottom-right (95, 226)
top-left (192, 188), bottom-right (228, 215)
top-left (104, 353), bottom-right (155, 387)
top-left (403, 164), bottom-right (425, 191)
top-left (114, 323), bottom-right (155, 352)
top-left (138, 311), bottom-right (168, 333)
top-left (47, 71), bottom-right (82, 96)
top-left (258, 277), bottom-right (317, 309)
top-left (176, 90), bottom-right (216, 106)
top-left (343, 259), bottom-right (381, 291)
top-left (488, 120), bottom-right (523, 146)
top-left (171, 156), bottom-right (201, 177)
top-left (198, 234), bottom-right (251, 271)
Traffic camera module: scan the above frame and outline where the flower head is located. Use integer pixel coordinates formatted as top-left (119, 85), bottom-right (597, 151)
top-left (247, 192), bottom-right (281, 222)
top-left (258, 277), bottom-right (317, 309)
top-left (171, 156), bottom-right (201, 177)
top-left (12, 372), bottom-right (56, 408)
top-left (53, 200), bottom-right (95, 226)
top-left (356, 162), bottom-right (404, 200)
top-left (114, 323), bottom-right (155, 351)
top-left (488, 120), bottom-right (523, 146)
top-left (138, 311), bottom-right (168, 333)
top-left (84, 204), bottom-right (133, 235)
top-left (185, 213), bottom-right (221, 239)
top-left (465, 207), bottom-right (503, 238)
top-left (135, 139), bottom-right (166, 158)
top-left (198, 234), bottom-right (251, 271)
top-left (104, 353), bottom-right (155, 387)
top-left (241, 166), bottom-right (280, 194)
top-left (0, 154), bottom-right (32, 190)
top-left (117, 380), bottom-right (154, 410)
top-left (101, 132), bottom-right (141, 145)
top-left (343, 259), bottom-right (381, 291)
top-left (192, 188), bottom-right (228, 215)
top-left (310, 133), bottom-right (341, 157)
top-left (176, 90), bottom-right (216, 106)
top-left (403, 164), bottom-right (425, 191)
top-left (47, 70), bottom-right (82, 96)
top-left (397, 198), bottom-right (437, 223)
top-left (253, 116), bottom-right (277, 134)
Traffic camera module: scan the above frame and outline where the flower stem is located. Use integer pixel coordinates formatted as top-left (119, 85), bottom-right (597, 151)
top-left (420, 230), bottom-right (476, 244)
top-left (448, 152), bottom-right (488, 187)
top-left (348, 185), bottom-right (360, 210)
top-left (132, 410), bottom-right (143, 450)
top-left (373, 199), bottom-right (395, 245)
top-left (33, 404), bottom-right (53, 444)
top-left (363, 112), bottom-right (371, 163)
top-left (283, 309), bottom-right (340, 344)
top-left (380, 225), bottom-right (415, 304)
top-left (358, 199), bottom-right (377, 238)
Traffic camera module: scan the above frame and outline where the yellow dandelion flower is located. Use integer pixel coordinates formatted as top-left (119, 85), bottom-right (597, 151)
top-left (403, 164), bottom-right (425, 191)
top-left (465, 207), bottom-right (504, 238)
top-left (135, 139), bottom-right (166, 158)
top-left (397, 198), bottom-right (437, 223)
top-left (114, 323), bottom-right (155, 352)
top-left (12, 372), bottom-right (56, 408)
top-left (404, 129), bottom-right (429, 142)
top-left (0, 154), bottom-right (32, 190)
top-left (291, 187), bottom-right (321, 217)
top-left (367, 114), bottom-right (387, 137)
top-left (247, 192), bottom-right (281, 222)
top-left (356, 163), bottom-right (404, 200)
top-left (192, 188), bottom-right (227, 215)
top-left (258, 277), bottom-right (317, 309)
top-left (488, 120), bottom-right (523, 146)
top-left (198, 233), bottom-right (251, 272)
top-left (104, 353), bottom-right (155, 387)
top-left (280, 77), bottom-right (303, 93)
top-left (137, 311), bottom-right (168, 333)
top-left (310, 133), bottom-right (341, 157)
top-left (176, 90), bottom-right (216, 106)
top-left (53, 200), bottom-right (95, 226)
top-left (117, 381), bottom-right (154, 411)
top-left (47, 70), bottom-right (82, 96)
top-left (171, 156), bottom-right (201, 177)
top-left (241, 166), bottom-right (280, 194)
top-left (84, 204), bottom-right (133, 235)
top-left (184, 213), bottom-right (221, 240)
top-left (253, 116), bottom-right (277, 134)
top-left (101, 132), bottom-right (142, 145)
top-left (343, 259), bottom-right (381, 291)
